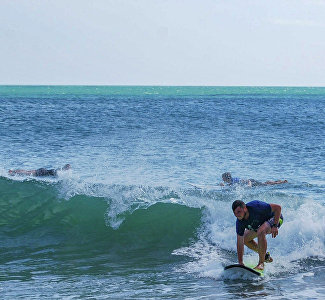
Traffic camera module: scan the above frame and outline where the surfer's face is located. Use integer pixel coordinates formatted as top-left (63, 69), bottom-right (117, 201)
top-left (222, 173), bottom-right (232, 183)
top-left (233, 206), bottom-right (246, 220)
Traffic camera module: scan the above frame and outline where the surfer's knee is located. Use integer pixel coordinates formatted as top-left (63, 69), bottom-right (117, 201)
top-left (257, 224), bottom-right (269, 237)
top-left (257, 230), bottom-right (267, 239)
top-left (243, 230), bottom-right (257, 243)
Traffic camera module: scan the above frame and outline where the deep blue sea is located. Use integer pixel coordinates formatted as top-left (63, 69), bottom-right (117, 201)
top-left (0, 86), bottom-right (324, 299)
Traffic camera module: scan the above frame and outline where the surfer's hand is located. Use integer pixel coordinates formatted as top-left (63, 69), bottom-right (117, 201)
top-left (271, 227), bottom-right (278, 238)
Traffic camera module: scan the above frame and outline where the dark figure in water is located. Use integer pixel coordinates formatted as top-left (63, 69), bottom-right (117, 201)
top-left (221, 172), bottom-right (288, 187)
top-left (9, 164), bottom-right (71, 177)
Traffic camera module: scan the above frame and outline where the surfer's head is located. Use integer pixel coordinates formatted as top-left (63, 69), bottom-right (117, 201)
top-left (232, 200), bottom-right (247, 220)
top-left (222, 172), bottom-right (232, 183)
top-left (62, 164), bottom-right (71, 170)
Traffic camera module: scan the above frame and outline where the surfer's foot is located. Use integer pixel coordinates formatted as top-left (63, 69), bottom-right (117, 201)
top-left (254, 263), bottom-right (264, 271)
top-left (265, 252), bottom-right (273, 263)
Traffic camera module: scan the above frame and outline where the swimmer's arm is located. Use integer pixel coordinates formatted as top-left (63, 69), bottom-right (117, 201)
top-left (237, 234), bottom-right (244, 265)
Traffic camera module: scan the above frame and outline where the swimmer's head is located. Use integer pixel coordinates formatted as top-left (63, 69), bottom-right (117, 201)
top-left (222, 172), bottom-right (232, 183)
top-left (62, 164), bottom-right (71, 170)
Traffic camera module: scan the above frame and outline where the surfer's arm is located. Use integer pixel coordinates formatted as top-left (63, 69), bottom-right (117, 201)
top-left (270, 203), bottom-right (281, 238)
top-left (236, 234), bottom-right (244, 265)
top-left (270, 204), bottom-right (281, 226)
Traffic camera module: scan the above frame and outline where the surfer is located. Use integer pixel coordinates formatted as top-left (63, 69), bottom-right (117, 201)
top-left (9, 164), bottom-right (71, 177)
top-left (232, 200), bottom-right (283, 270)
top-left (221, 172), bottom-right (288, 187)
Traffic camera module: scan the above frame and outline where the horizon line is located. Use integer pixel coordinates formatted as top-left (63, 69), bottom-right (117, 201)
top-left (0, 84), bottom-right (325, 88)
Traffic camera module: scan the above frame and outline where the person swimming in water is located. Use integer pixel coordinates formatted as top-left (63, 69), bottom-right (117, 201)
top-left (9, 164), bottom-right (71, 177)
top-left (221, 172), bottom-right (288, 187)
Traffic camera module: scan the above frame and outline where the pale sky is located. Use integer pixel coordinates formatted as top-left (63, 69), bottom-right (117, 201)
top-left (1, 0), bottom-right (325, 86)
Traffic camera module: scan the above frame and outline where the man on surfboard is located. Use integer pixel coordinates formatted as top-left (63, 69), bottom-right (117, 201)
top-left (232, 200), bottom-right (283, 270)
top-left (221, 172), bottom-right (287, 186)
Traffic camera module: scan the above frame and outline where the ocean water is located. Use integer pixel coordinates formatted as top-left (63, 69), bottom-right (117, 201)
top-left (0, 86), bottom-right (324, 299)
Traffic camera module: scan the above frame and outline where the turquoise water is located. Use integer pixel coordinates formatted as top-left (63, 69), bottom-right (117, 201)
top-left (0, 86), bottom-right (324, 299)
top-left (1, 85), bottom-right (325, 96)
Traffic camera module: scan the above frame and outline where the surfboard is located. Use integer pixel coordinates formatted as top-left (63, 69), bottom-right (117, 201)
top-left (224, 264), bottom-right (264, 277)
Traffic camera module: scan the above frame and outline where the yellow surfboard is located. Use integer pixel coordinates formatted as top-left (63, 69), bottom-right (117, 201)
top-left (224, 264), bottom-right (264, 277)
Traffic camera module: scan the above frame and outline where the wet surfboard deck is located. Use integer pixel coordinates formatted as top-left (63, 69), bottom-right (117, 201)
top-left (224, 264), bottom-right (264, 277)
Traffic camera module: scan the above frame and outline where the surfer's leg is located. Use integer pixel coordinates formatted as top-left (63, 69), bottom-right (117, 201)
top-left (243, 230), bottom-right (258, 252)
top-left (255, 222), bottom-right (272, 270)
top-left (9, 169), bottom-right (35, 176)
top-left (264, 180), bottom-right (288, 185)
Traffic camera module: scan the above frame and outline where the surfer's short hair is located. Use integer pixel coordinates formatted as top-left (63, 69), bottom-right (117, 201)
top-left (62, 164), bottom-right (71, 170)
top-left (232, 200), bottom-right (245, 212)
top-left (222, 172), bottom-right (232, 181)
